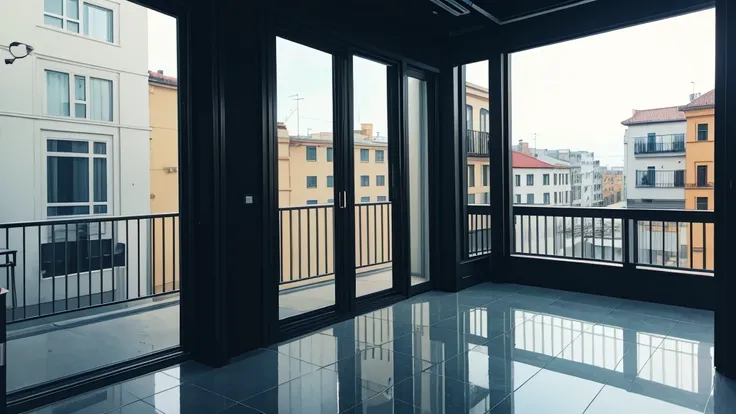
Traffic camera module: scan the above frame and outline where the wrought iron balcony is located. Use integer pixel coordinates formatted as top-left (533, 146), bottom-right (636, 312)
top-left (633, 134), bottom-right (685, 155)
top-left (635, 170), bottom-right (685, 188)
top-left (467, 130), bottom-right (489, 157)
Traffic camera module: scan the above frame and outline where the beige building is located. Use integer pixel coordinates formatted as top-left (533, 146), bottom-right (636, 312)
top-left (148, 70), bottom-right (179, 292)
top-left (465, 83), bottom-right (491, 204)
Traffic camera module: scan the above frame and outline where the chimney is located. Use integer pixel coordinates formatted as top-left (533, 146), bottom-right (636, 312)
top-left (689, 92), bottom-right (701, 102)
top-left (360, 123), bottom-right (374, 141)
top-left (277, 122), bottom-right (289, 139)
top-left (521, 141), bottom-right (530, 155)
top-left (157, 69), bottom-right (164, 75)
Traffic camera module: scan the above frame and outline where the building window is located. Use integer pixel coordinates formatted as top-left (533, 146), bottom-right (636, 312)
top-left (306, 176), bottom-right (317, 188)
top-left (554, 192), bottom-right (557, 204)
top-left (328, 199), bottom-right (334, 204)
top-left (515, 194), bottom-right (521, 204)
top-left (46, 70), bottom-right (112, 121)
top-left (553, 174), bottom-right (557, 185)
top-left (482, 165), bottom-right (489, 186)
top-left (375, 150), bottom-right (385, 163)
top-left (697, 165), bottom-right (708, 187)
top-left (543, 193), bottom-right (550, 205)
top-left (696, 197), bottom-right (708, 210)
top-left (565, 174), bottom-right (569, 185)
top-left (466, 104), bottom-right (473, 129)
top-left (376, 175), bottom-right (386, 186)
top-left (326, 147), bottom-right (334, 162)
top-left (326, 176), bottom-right (334, 188)
top-left (468, 193), bottom-right (476, 204)
top-left (526, 194), bottom-right (534, 204)
top-left (46, 139), bottom-right (109, 216)
top-left (306, 146), bottom-right (317, 161)
top-left (377, 196), bottom-right (387, 202)
top-left (306, 200), bottom-right (318, 205)
top-left (44, 0), bottom-right (80, 32)
top-left (360, 196), bottom-right (370, 203)
top-left (697, 124), bottom-right (709, 141)
top-left (44, 0), bottom-right (114, 42)
top-left (515, 175), bottom-right (521, 187)
top-left (360, 175), bottom-right (369, 187)
top-left (543, 174), bottom-right (550, 185)
top-left (526, 174), bottom-right (534, 186)
top-left (468, 165), bottom-right (475, 187)
top-left (565, 191), bottom-right (569, 204)
top-left (479, 108), bottom-right (489, 132)
top-left (84, 3), bottom-right (114, 42)
top-left (360, 149), bottom-right (369, 162)
top-left (482, 192), bottom-right (489, 203)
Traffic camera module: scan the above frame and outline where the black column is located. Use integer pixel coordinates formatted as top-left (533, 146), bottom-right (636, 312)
top-left (715, 0), bottom-right (736, 379)
top-left (489, 52), bottom-right (512, 283)
top-left (178, 2), bottom-right (229, 367)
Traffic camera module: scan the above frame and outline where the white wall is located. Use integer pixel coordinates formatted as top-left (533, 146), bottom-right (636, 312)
top-left (513, 167), bottom-right (572, 205)
top-left (624, 122), bottom-right (686, 203)
top-left (0, 0), bottom-right (152, 307)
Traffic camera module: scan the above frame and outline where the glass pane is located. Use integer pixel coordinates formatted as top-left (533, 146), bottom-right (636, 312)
top-left (84, 3), bottom-right (114, 42)
top-left (408, 76), bottom-right (430, 285)
top-left (47, 156), bottom-right (89, 202)
top-left (47, 206), bottom-right (89, 216)
top-left (46, 70), bottom-right (70, 116)
top-left (67, 21), bottom-right (79, 33)
top-left (353, 56), bottom-right (391, 297)
top-left (44, 0), bottom-right (63, 14)
top-left (75, 76), bottom-right (86, 100)
top-left (47, 139), bottom-right (88, 153)
top-left (94, 158), bottom-right (107, 202)
top-left (67, 0), bottom-right (79, 19)
top-left (74, 103), bottom-right (86, 118)
top-left (89, 78), bottom-right (113, 121)
top-left (5, 1), bottom-right (181, 394)
top-left (44, 15), bottom-right (63, 28)
top-left (277, 37), bottom-right (334, 319)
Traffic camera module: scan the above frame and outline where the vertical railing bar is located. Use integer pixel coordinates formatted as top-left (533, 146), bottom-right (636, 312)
top-left (289, 210), bottom-right (294, 281)
top-left (544, 216), bottom-right (548, 255)
top-left (662, 221), bottom-right (666, 267)
top-left (173, 216), bottom-right (177, 290)
top-left (38, 225), bottom-right (42, 317)
top-left (298, 209), bottom-right (302, 280)
top-left (676, 221), bottom-right (680, 269)
top-left (279, 212), bottom-right (283, 283)
top-left (380, 204), bottom-right (384, 262)
top-left (324, 207), bottom-right (328, 275)
top-left (535, 215), bottom-right (539, 255)
top-left (592, 218), bottom-right (596, 260)
top-left (162, 218), bottom-right (166, 293)
top-left (151, 218), bottom-right (156, 294)
top-left (22, 228), bottom-right (27, 320)
top-left (98, 221), bottom-right (103, 304)
top-left (703, 221), bottom-right (707, 270)
top-left (125, 220), bottom-right (129, 300)
top-left (316, 208), bottom-right (320, 276)
top-left (111, 219), bottom-right (116, 301)
top-left (65, 223), bottom-right (70, 310)
top-left (307, 207), bottom-right (311, 277)
top-left (520, 215), bottom-right (525, 254)
top-left (359, 206), bottom-right (363, 267)
top-left (52, 224), bottom-right (56, 313)
top-left (388, 203), bottom-right (392, 261)
top-left (75, 223), bottom-right (80, 309)
top-left (137, 219), bottom-right (141, 298)
top-left (527, 215), bottom-right (531, 254)
top-left (690, 222), bottom-right (693, 269)
top-left (563, 217), bottom-right (567, 257)
top-left (373, 204), bottom-right (377, 265)
top-left (553, 216), bottom-right (556, 256)
top-left (88, 223), bottom-right (92, 308)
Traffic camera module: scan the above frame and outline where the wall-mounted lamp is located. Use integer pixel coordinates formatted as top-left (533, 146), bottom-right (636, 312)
top-left (4, 41), bottom-right (34, 65)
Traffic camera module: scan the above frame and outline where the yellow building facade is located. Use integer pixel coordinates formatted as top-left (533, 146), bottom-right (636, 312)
top-left (149, 71), bottom-right (180, 292)
top-left (680, 90), bottom-right (715, 270)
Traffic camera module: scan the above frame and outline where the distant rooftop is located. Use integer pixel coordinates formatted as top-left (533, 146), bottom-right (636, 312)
top-left (680, 89), bottom-right (715, 111)
top-left (621, 106), bottom-right (685, 126)
top-left (513, 151), bottom-right (567, 169)
top-left (148, 70), bottom-right (178, 87)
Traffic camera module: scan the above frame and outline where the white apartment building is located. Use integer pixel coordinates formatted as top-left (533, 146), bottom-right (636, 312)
top-left (622, 106), bottom-right (686, 209)
top-left (512, 151), bottom-right (571, 206)
top-left (0, 0), bottom-right (151, 309)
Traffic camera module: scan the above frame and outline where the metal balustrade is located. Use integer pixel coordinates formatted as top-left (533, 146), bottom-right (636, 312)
top-left (0, 213), bottom-right (179, 323)
top-left (467, 130), bottom-right (489, 157)
top-left (633, 134), bottom-right (686, 154)
top-left (512, 206), bottom-right (713, 273)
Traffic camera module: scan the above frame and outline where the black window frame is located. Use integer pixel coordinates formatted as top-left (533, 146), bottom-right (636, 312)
top-left (306, 145), bottom-right (317, 161)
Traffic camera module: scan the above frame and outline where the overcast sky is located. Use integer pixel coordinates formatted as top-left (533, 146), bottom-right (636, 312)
top-left (467, 8), bottom-right (715, 167)
top-left (147, 7), bottom-right (714, 167)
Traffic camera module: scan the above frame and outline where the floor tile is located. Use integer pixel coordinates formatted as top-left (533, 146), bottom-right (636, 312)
top-left (341, 394), bottom-right (431, 413)
top-left (29, 389), bottom-right (141, 414)
top-left (218, 403), bottom-right (266, 413)
top-left (159, 361), bottom-right (213, 381)
top-left (190, 349), bottom-right (322, 402)
top-left (616, 299), bottom-right (690, 321)
top-left (239, 368), bottom-right (346, 413)
top-left (394, 371), bottom-right (502, 414)
top-left (108, 401), bottom-right (165, 413)
top-left (667, 320), bottom-right (715, 343)
top-left (142, 383), bottom-right (240, 413)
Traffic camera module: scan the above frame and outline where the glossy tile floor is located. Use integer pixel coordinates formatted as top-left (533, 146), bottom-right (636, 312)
top-left (28, 282), bottom-right (736, 413)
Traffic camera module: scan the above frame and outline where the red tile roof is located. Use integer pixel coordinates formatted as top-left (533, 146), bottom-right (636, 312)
top-left (680, 89), bottom-right (715, 111)
top-left (621, 106), bottom-right (685, 126)
top-left (148, 70), bottom-right (178, 87)
top-left (513, 151), bottom-right (561, 168)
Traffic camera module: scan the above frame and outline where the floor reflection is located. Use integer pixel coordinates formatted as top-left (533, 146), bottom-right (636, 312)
top-left (32, 283), bottom-right (730, 414)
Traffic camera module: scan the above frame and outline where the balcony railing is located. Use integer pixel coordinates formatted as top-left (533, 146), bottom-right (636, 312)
top-left (634, 134), bottom-right (685, 154)
top-left (635, 170), bottom-right (685, 188)
top-left (467, 130), bottom-right (489, 157)
top-left (513, 206), bottom-right (713, 273)
top-left (0, 213), bottom-right (179, 323)
top-left (467, 204), bottom-right (491, 257)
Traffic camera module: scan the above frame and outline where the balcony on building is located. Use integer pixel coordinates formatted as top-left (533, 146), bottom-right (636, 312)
top-left (635, 169), bottom-right (685, 188)
top-left (467, 129), bottom-right (489, 157)
top-left (633, 134), bottom-right (686, 155)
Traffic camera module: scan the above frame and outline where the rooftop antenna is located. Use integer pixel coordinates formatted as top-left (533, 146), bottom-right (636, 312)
top-left (289, 94), bottom-right (304, 137)
top-left (691, 81), bottom-right (696, 94)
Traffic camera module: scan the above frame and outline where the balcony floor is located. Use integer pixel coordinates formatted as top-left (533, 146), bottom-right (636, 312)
top-left (29, 282), bottom-right (726, 414)
top-left (8, 267), bottom-right (426, 393)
